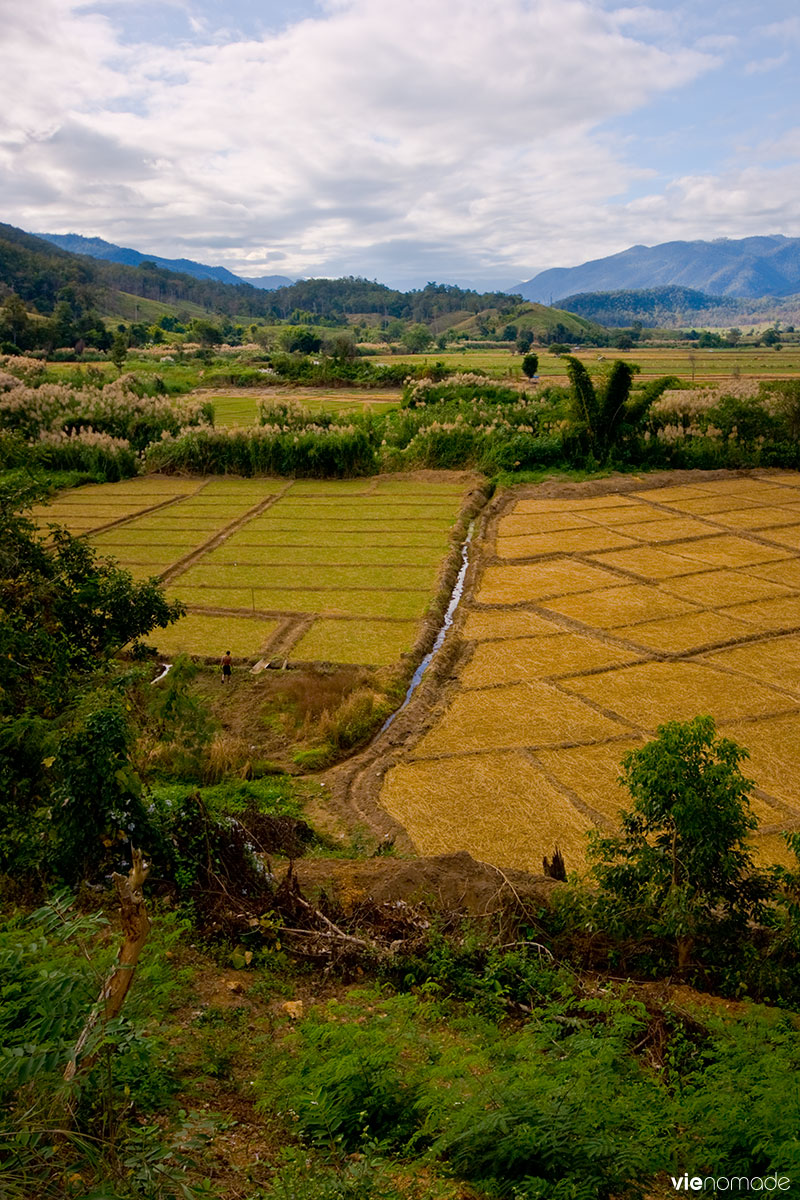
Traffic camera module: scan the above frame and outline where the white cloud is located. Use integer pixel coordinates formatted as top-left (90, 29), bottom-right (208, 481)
top-left (3, 0), bottom-right (786, 285)
top-left (744, 52), bottom-right (789, 75)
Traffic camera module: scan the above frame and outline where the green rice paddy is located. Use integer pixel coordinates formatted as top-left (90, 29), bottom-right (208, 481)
top-left (34, 473), bottom-right (469, 663)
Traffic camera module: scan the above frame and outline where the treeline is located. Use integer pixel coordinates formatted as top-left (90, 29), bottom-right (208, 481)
top-left (0, 223), bottom-right (275, 319)
top-left (265, 277), bottom-right (523, 320)
top-left (558, 284), bottom-right (800, 330)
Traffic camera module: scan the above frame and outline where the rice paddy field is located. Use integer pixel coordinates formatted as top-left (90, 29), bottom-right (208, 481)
top-left (207, 387), bottom-right (402, 428)
top-left (32, 473), bottom-right (471, 667)
top-left (378, 470), bottom-right (800, 874)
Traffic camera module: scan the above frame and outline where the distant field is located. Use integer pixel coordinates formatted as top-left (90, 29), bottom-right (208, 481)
top-left (373, 345), bottom-right (800, 383)
top-left (208, 387), bottom-right (402, 428)
top-left (34, 473), bottom-right (471, 666)
top-left (379, 471), bottom-right (800, 873)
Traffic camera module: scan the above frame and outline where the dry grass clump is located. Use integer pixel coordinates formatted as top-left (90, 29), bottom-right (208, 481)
top-left (619, 516), bottom-right (716, 543)
top-left (498, 513), bottom-right (588, 538)
top-left (534, 740), bottom-right (645, 822)
top-left (709, 506), bottom-right (800, 530)
top-left (460, 633), bottom-right (643, 689)
top-left (588, 546), bottom-right (710, 579)
top-left (647, 494), bottom-right (750, 515)
top-left (723, 595), bottom-right (800, 633)
top-left (613, 610), bottom-right (753, 654)
top-left (151, 613), bottom-right (280, 658)
top-left (747, 559), bottom-right (800, 588)
top-left (511, 496), bottom-right (633, 513)
top-left (749, 832), bottom-right (800, 869)
top-left (413, 681), bottom-right (626, 757)
top-left (696, 478), bottom-right (800, 501)
top-left (760, 524), bottom-right (800, 551)
top-left (701, 635), bottom-right (800, 697)
top-left (562, 660), bottom-right (796, 728)
top-left (289, 618), bottom-right (418, 666)
top-left (720, 714), bottom-right (800, 816)
top-left (500, 509), bottom-right (592, 535)
top-left (496, 527), bottom-right (638, 558)
top-left (631, 485), bottom-right (709, 503)
top-left (540, 583), bottom-right (695, 629)
top-left (379, 751), bottom-right (595, 874)
top-left (477, 559), bottom-right (623, 605)
top-left (667, 534), bottom-right (788, 569)
top-left (461, 609), bottom-right (562, 640)
top-left (660, 569), bottom-right (794, 607)
top-left (579, 503), bottom-right (668, 526)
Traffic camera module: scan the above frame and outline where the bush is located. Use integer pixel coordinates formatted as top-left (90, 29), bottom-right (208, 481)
top-left (144, 425), bottom-right (378, 477)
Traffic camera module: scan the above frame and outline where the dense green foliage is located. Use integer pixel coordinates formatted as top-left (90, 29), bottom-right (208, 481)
top-left (0, 484), bottom-right (183, 882)
top-left (587, 717), bottom-right (771, 974)
top-left (263, 975), bottom-right (800, 1200)
top-left (265, 277), bottom-right (522, 321)
top-left (0, 221), bottom-right (276, 323)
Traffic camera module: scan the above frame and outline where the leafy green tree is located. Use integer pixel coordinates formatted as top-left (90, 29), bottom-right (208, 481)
top-left (589, 716), bottom-right (770, 973)
top-left (521, 352), bottom-right (539, 379)
top-left (0, 481), bottom-right (183, 880)
top-left (280, 326), bottom-right (322, 354)
top-left (402, 324), bottom-right (434, 353)
top-left (109, 330), bottom-right (128, 371)
top-left (191, 318), bottom-right (223, 347)
top-left (0, 293), bottom-right (30, 348)
top-left (516, 329), bottom-right (534, 353)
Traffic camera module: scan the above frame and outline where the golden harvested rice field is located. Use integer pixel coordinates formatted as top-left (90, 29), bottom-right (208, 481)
top-left (33, 473), bottom-right (473, 666)
top-left (379, 471), bottom-right (800, 874)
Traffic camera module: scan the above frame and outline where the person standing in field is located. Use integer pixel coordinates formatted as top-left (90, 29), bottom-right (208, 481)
top-left (221, 650), bottom-right (232, 684)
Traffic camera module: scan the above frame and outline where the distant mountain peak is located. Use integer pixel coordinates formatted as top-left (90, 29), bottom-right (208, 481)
top-left (35, 232), bottom-right (294, 291)
top-left (512, 235), bottom-right (800, 303)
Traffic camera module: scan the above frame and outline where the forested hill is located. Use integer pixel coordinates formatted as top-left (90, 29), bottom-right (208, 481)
top-left (515, 235), bottom-right (800, 302)
top-left (264, 277), bottom-right (523, 320)
top-left (557, 285), bottom-right (800, 328)
top-left (558, 286), bottom-right (747, 327)
top-left (0, 223), bottom-right (276, 318)
top-left (37, 231), bottom-right (294, 291)
top-left (0, 222), bottom-right (521, 324)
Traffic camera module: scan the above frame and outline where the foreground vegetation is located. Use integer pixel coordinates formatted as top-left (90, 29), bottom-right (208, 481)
top-left (3, 310), bottom-right (800, 1197)
top-left (4, 477), bottom-right (800, 1198)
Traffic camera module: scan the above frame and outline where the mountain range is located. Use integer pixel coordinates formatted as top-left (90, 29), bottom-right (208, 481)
top-left (36, 232), bottom-right (294, 291)
top-left (513, 236), bottom-right (800, 302)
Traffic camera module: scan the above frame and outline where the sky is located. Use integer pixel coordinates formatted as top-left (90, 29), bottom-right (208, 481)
top-left (2, 0), bottom-right (800, 289)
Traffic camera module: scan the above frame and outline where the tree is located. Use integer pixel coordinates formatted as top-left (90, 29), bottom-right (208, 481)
top-left (191, 318), bottom-right (223, 347)
top-left (563, 356), bottom-right (652, 459)
top-left (110, 331), bottom-right (128, 371)
top-left (280, 326), bottom-right (322, 354)
top-left (0, 293), bottom-right (30, 348)
top-left (516, 330), bottom-right (534, 353)
top-left (402, 324), bottom-right (433, 354)
top-left (0, 481), bottom-right (183, 881)
top-left (521, 353), bottom-right (538, 379)
top-left (589, 716), bottom-right (769, 973)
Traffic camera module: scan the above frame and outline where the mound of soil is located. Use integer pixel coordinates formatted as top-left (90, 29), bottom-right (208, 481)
top-left (277, 850), bottom-right (558, 917)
